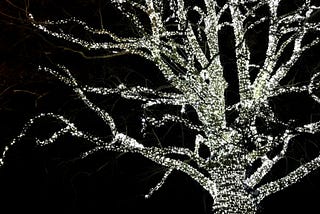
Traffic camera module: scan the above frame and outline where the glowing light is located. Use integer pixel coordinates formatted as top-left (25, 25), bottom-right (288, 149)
top-left (2, 0), bottom-right (320, 213)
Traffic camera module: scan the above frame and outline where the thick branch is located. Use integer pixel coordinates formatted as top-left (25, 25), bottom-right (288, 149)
top-left (80, 132), bottom-right (217, 198)
top-left (252, 0), bottom-right (280, 100)
top-left (256, 120), bottom-right (320, 201)
top-left (229, 0), bottom-right (252, 102)
top-left (257, 152), bottom-right (320, 202)
top-left (254, 1), bottom-right (320, 98)
top-left (244, 132), bottom-right (295, 188)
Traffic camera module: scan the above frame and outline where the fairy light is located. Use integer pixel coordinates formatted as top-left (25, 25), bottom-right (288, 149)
top-left (2, 1), bottom-right (320, 213)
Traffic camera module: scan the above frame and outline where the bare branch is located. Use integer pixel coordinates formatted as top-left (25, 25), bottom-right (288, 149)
top-left (145, 168), bottom-right (174, 198)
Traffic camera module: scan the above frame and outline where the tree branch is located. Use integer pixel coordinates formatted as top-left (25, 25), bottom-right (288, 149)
top-left (81, 132), bottom-right (218, 198)
top-left (257, 151), bottom-right (320, 202)
top-left (229, 0), bottom-right (253, 104)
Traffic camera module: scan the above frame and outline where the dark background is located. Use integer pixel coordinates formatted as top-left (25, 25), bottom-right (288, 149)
top-left (0, 0), bottom-right (320, 213)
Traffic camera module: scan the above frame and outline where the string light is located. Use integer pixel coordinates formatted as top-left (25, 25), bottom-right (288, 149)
top-left (2, 1), bottom-right (320, 213)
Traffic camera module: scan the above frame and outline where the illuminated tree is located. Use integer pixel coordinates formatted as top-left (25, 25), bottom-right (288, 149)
top-left (1, 0), bottom-right (320, 213)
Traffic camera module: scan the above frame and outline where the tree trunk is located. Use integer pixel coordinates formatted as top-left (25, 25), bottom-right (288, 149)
top-left (212, 191), bottom-right (258, 213)
top-left (211, 170), bottom-right (259, 214)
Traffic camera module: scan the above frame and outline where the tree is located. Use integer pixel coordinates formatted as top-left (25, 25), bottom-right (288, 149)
top-left (1, 0), bottom-right (320, 213)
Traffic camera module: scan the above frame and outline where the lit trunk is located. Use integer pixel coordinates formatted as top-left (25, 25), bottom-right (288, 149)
top-left (210, 170), bottom-right (258, 214)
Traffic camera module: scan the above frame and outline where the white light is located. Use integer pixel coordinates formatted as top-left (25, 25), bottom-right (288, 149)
top-left (2, 1), bottom-right (320, 213)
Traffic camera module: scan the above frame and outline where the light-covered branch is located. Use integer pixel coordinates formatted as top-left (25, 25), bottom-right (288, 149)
top-left (145, 114), bottom-right (203, 132)
top-left (77, 131), bottom-right (217, 198)
top-left (229, 0), bottom-right (252, 102)
top-left (2, 1), bottom-right (320, 213)
top-left (39, 65), bottom-right (117, 135)
top-left (257, 151), bottom-right (320, 202)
